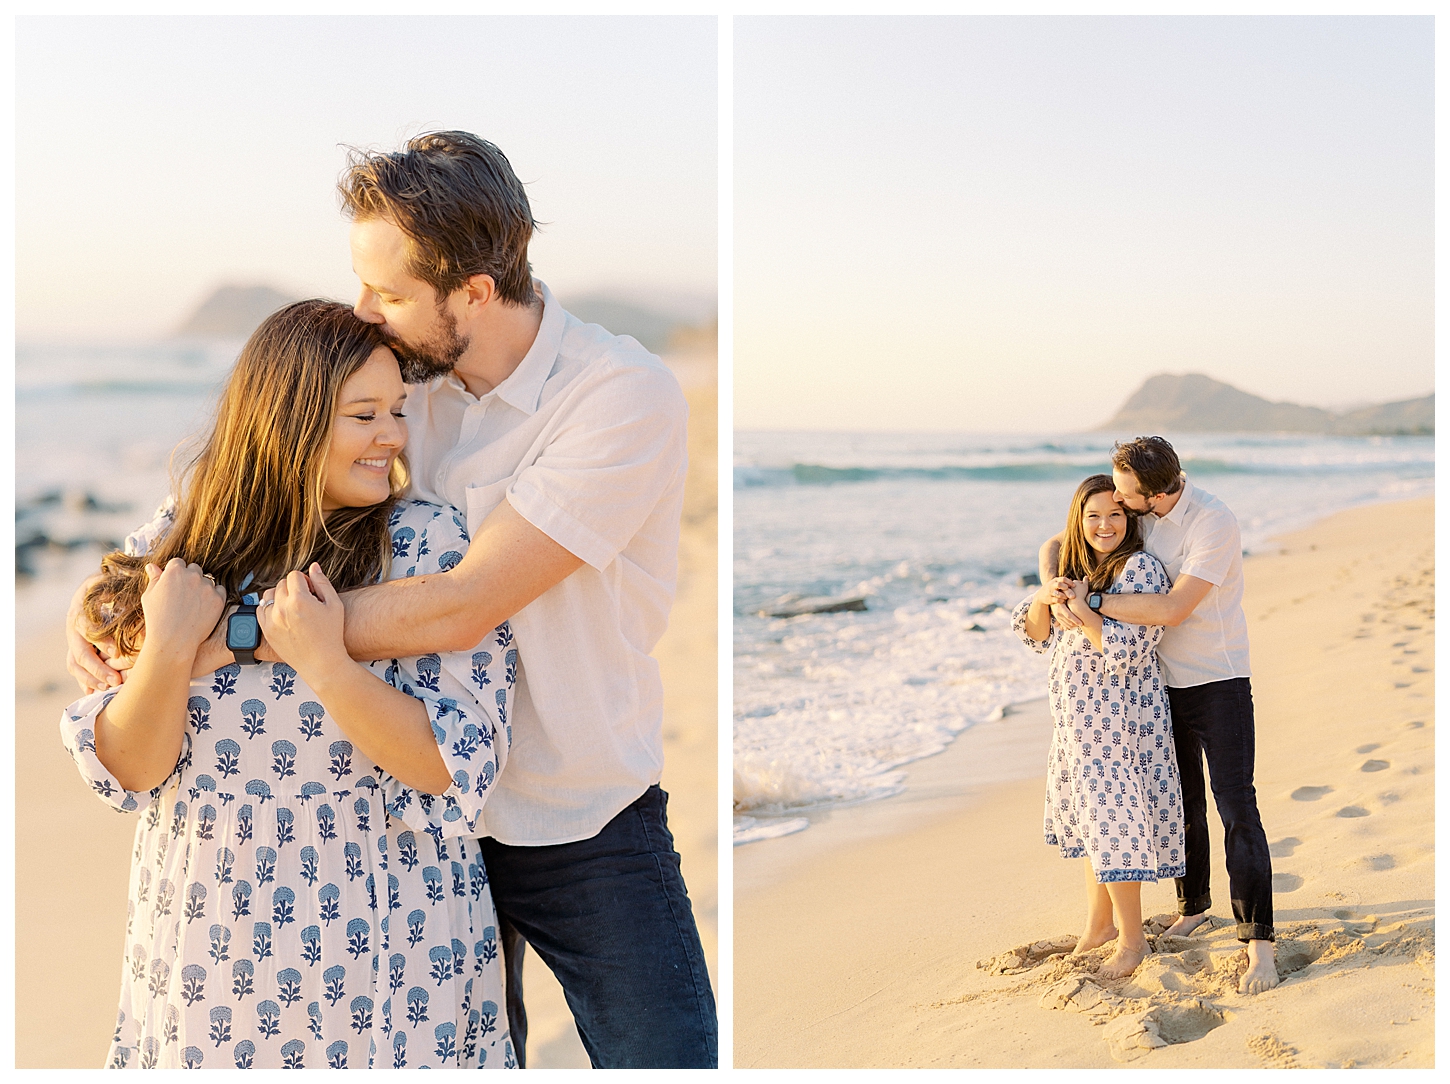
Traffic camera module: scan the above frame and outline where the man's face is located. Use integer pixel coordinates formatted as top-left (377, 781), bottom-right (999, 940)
top-left (350, 217), bottom-right (469, 384)
top-left (1111, 467), bottom-right (1154, 514)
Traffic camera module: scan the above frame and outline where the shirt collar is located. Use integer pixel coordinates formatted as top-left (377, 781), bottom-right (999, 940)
top-left (434, 279), bottom-right (563, 416)
top-left (494, 279), bottom-right (564, 416)
top-left (1157, 476), bottom-right (1194, 526)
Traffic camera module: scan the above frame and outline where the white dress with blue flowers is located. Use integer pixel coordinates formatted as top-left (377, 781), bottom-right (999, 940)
top-left (60, 500), bottom-right (518, 1069)
top-left (1011, 550), bottom-right (1187, 884)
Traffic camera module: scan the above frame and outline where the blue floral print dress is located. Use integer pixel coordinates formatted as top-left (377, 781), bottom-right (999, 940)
top-left (60, 500), bottom-right (518, 1069)
top-left (1011, 550), bottom-right (1186, 884)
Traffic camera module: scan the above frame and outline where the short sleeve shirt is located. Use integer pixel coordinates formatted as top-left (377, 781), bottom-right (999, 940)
top-left (405, 280), bottom-right (689, 845)
top-left (1140, 479), bottom-right (1252, 688)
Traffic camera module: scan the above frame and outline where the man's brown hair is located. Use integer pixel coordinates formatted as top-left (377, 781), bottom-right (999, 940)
top-left (339, 131), bottom-right (539, 307)
top-left (1111, 435), bottom-right (1184, 499)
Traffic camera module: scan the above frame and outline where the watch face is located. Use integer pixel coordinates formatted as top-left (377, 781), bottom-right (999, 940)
top-left (227, 613), bottom-right (260, 650)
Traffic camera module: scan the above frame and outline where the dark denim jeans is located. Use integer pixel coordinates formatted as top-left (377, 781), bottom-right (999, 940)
top-left (477, 785), bottom-right (717, 1068)
top-left (1167, 678), bottom-right (1275, 942)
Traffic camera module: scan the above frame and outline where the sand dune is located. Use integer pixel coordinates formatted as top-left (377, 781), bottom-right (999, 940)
top-left (735, 497), bottom-right (1432, 1069)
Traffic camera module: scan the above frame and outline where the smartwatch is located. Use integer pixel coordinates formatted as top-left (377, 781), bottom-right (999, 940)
top-left (226, 593), bottom-right (262, 665)
top-left (1087, 592), bottom-right (1104, 614)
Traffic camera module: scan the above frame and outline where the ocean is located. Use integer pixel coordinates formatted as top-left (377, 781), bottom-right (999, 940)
top-left (15, 340), bottom-right (241, 633)
top-left (732, 429), bottom-right (1434, 845)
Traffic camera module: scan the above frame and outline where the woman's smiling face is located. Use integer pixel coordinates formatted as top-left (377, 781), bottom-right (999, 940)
top-left (1081, 489), bottom-right (1128, 555)
top-left (321, 346), bottom-right (408, 512)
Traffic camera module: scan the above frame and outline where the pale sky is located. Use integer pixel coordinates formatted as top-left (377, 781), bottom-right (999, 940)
top-left (16, 15), bottom-right (716, 342)
top-left (735, 15), bottom-right (1433, 432)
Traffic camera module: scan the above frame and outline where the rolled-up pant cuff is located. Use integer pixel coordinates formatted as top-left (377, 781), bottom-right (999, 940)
top-left (1178, 893), bottom-right (1212, 917)
top-left (1238, 923), bottom-right (1275, 944)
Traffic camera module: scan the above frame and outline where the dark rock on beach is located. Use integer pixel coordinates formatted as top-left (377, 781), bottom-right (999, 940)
top-left (759, 595), bottom-right (869, 619)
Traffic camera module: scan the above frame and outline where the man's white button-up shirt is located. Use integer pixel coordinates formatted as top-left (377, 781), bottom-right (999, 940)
top-left (1140, 479), bottom-right (1252, 689)
top-left (406, 280), bottom-right (688, 845)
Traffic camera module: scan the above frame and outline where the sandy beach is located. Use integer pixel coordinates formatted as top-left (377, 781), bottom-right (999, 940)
top-left (13, 352), bottom-right (718, 1070)
top-left (735, 497), bottom-right (1433, 1069)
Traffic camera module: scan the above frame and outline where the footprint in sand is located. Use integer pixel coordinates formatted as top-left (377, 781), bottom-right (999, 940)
top-left (1271, 873), bottom-right (1303, 892)
top-left (1268, 837), bottom-right (1301, 858)
top-left (1247, 1033), bottom-right (1301, 1068)
top-left (1362, 854), bottom-right (1395, 871)
top-left (1291, 786), bottom-right (1333, 801)
top-left (1406, 720), bottom-right (1425, 729)
top-left (1360, 760), bottom-right (1390, 772)
top-left (1336, 806), bottom-right (1370, 818)
top-left (1355, 743), bottom-right (1380, 754)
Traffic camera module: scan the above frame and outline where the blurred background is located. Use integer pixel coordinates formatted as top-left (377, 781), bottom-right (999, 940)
top-left (15, 14), bottom-right (716, 1069)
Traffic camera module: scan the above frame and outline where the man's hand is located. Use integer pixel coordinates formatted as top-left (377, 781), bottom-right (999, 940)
top-left (66, 573), bottom-right (125, 693)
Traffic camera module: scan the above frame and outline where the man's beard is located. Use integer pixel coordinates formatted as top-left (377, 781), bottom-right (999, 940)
top-left (384, 306), bottom-right (470, 384)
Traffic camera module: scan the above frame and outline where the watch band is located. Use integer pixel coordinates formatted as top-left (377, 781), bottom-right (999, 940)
top-left (1087, 592), bottom-right (1104, 613)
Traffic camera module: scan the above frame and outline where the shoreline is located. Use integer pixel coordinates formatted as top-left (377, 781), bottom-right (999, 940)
top-left (734, 496), bottom-right (1434, 1068)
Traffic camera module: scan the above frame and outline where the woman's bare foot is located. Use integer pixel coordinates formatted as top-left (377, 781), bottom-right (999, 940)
top-left (1239, 939), bottom-right (1280, 995)
top-left (1098, 937), bottom-right (1150, 979)
top-left (1074, 924), bottom-right (1118, 955)
top-left (1163, 913), bottom-right (1211, 938)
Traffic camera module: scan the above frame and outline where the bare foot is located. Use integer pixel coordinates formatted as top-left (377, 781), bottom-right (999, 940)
top-left (1163, 913), bottom-right (1211, 938)
top-left (1239, 939), bottom-right (1279, 995)
top-left (1074, 925), bottom-right (1118, 955)
top-left (1098, 938), bottom-right (1150, 979)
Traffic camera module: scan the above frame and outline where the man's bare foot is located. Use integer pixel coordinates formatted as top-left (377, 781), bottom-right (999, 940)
top-left (1239, 939), bottom-right (1279, 995)
top-left (1163, 913), bottom-right (1211, 938)
top-left (1074, 925), bottom-right (1118, 955)
top-left (1098, 937), bottom-right (1150, 979)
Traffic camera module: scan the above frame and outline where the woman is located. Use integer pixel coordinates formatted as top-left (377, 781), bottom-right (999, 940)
top-left (1012, 474), bottom-right (1185, 980)
top-left (60, 301), bottom-right (516, 1068)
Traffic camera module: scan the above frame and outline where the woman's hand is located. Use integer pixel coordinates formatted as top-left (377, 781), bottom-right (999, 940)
top-left (1064, 578), bottom-right (1095, 617)
top-left (1033, 575), bottom-right (1074, 608)
top-left (257, 564), bottom-right (349, 679)
top-left (138, 559), bottom-right (226, 660)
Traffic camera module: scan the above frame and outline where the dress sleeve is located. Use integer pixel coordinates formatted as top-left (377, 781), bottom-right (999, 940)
top-left (365, 630), bottom-right (512, 840)
top-left (363, 503), bottom-right (514, 839)
top-left (124, 497), bottom-right (177, 557)
top-left (1099, 552), bottom-right (1170, 676)
top-left (58, 689), bottom-right (191, 813)
top-left (1011, 594), bottom-right (1056, 654)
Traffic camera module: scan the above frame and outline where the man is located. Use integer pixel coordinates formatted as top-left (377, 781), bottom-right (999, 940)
top-left (68, 131), bottom-right (717, 1067)
top-left (1039, 435), bottom-right (1278, 996)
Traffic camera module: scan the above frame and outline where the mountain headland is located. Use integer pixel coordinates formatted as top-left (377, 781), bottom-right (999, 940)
top-left (174, 283), bottom-right (715, 353)
top-left (1100, 373), bottom-right (1432, 436)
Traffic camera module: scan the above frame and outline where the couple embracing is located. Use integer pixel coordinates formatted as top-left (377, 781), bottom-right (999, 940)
top-left (61, 132), bottom-right (716, 1069)
top-left (1013, 436), bottom-right (1278, 996)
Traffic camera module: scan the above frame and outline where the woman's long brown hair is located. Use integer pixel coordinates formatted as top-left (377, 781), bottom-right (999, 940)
top-left (84, 300), bottom-right (404, 657)
top-left (1058, 474), bottom-right (1145, 592)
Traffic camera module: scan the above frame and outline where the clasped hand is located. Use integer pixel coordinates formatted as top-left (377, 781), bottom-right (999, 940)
top-left (137, 559), bottom-right (227, 659)
top-left (1036, 576), bottom-right (1090, 629)
top-left (256, 564), bottom-right (350, 679)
